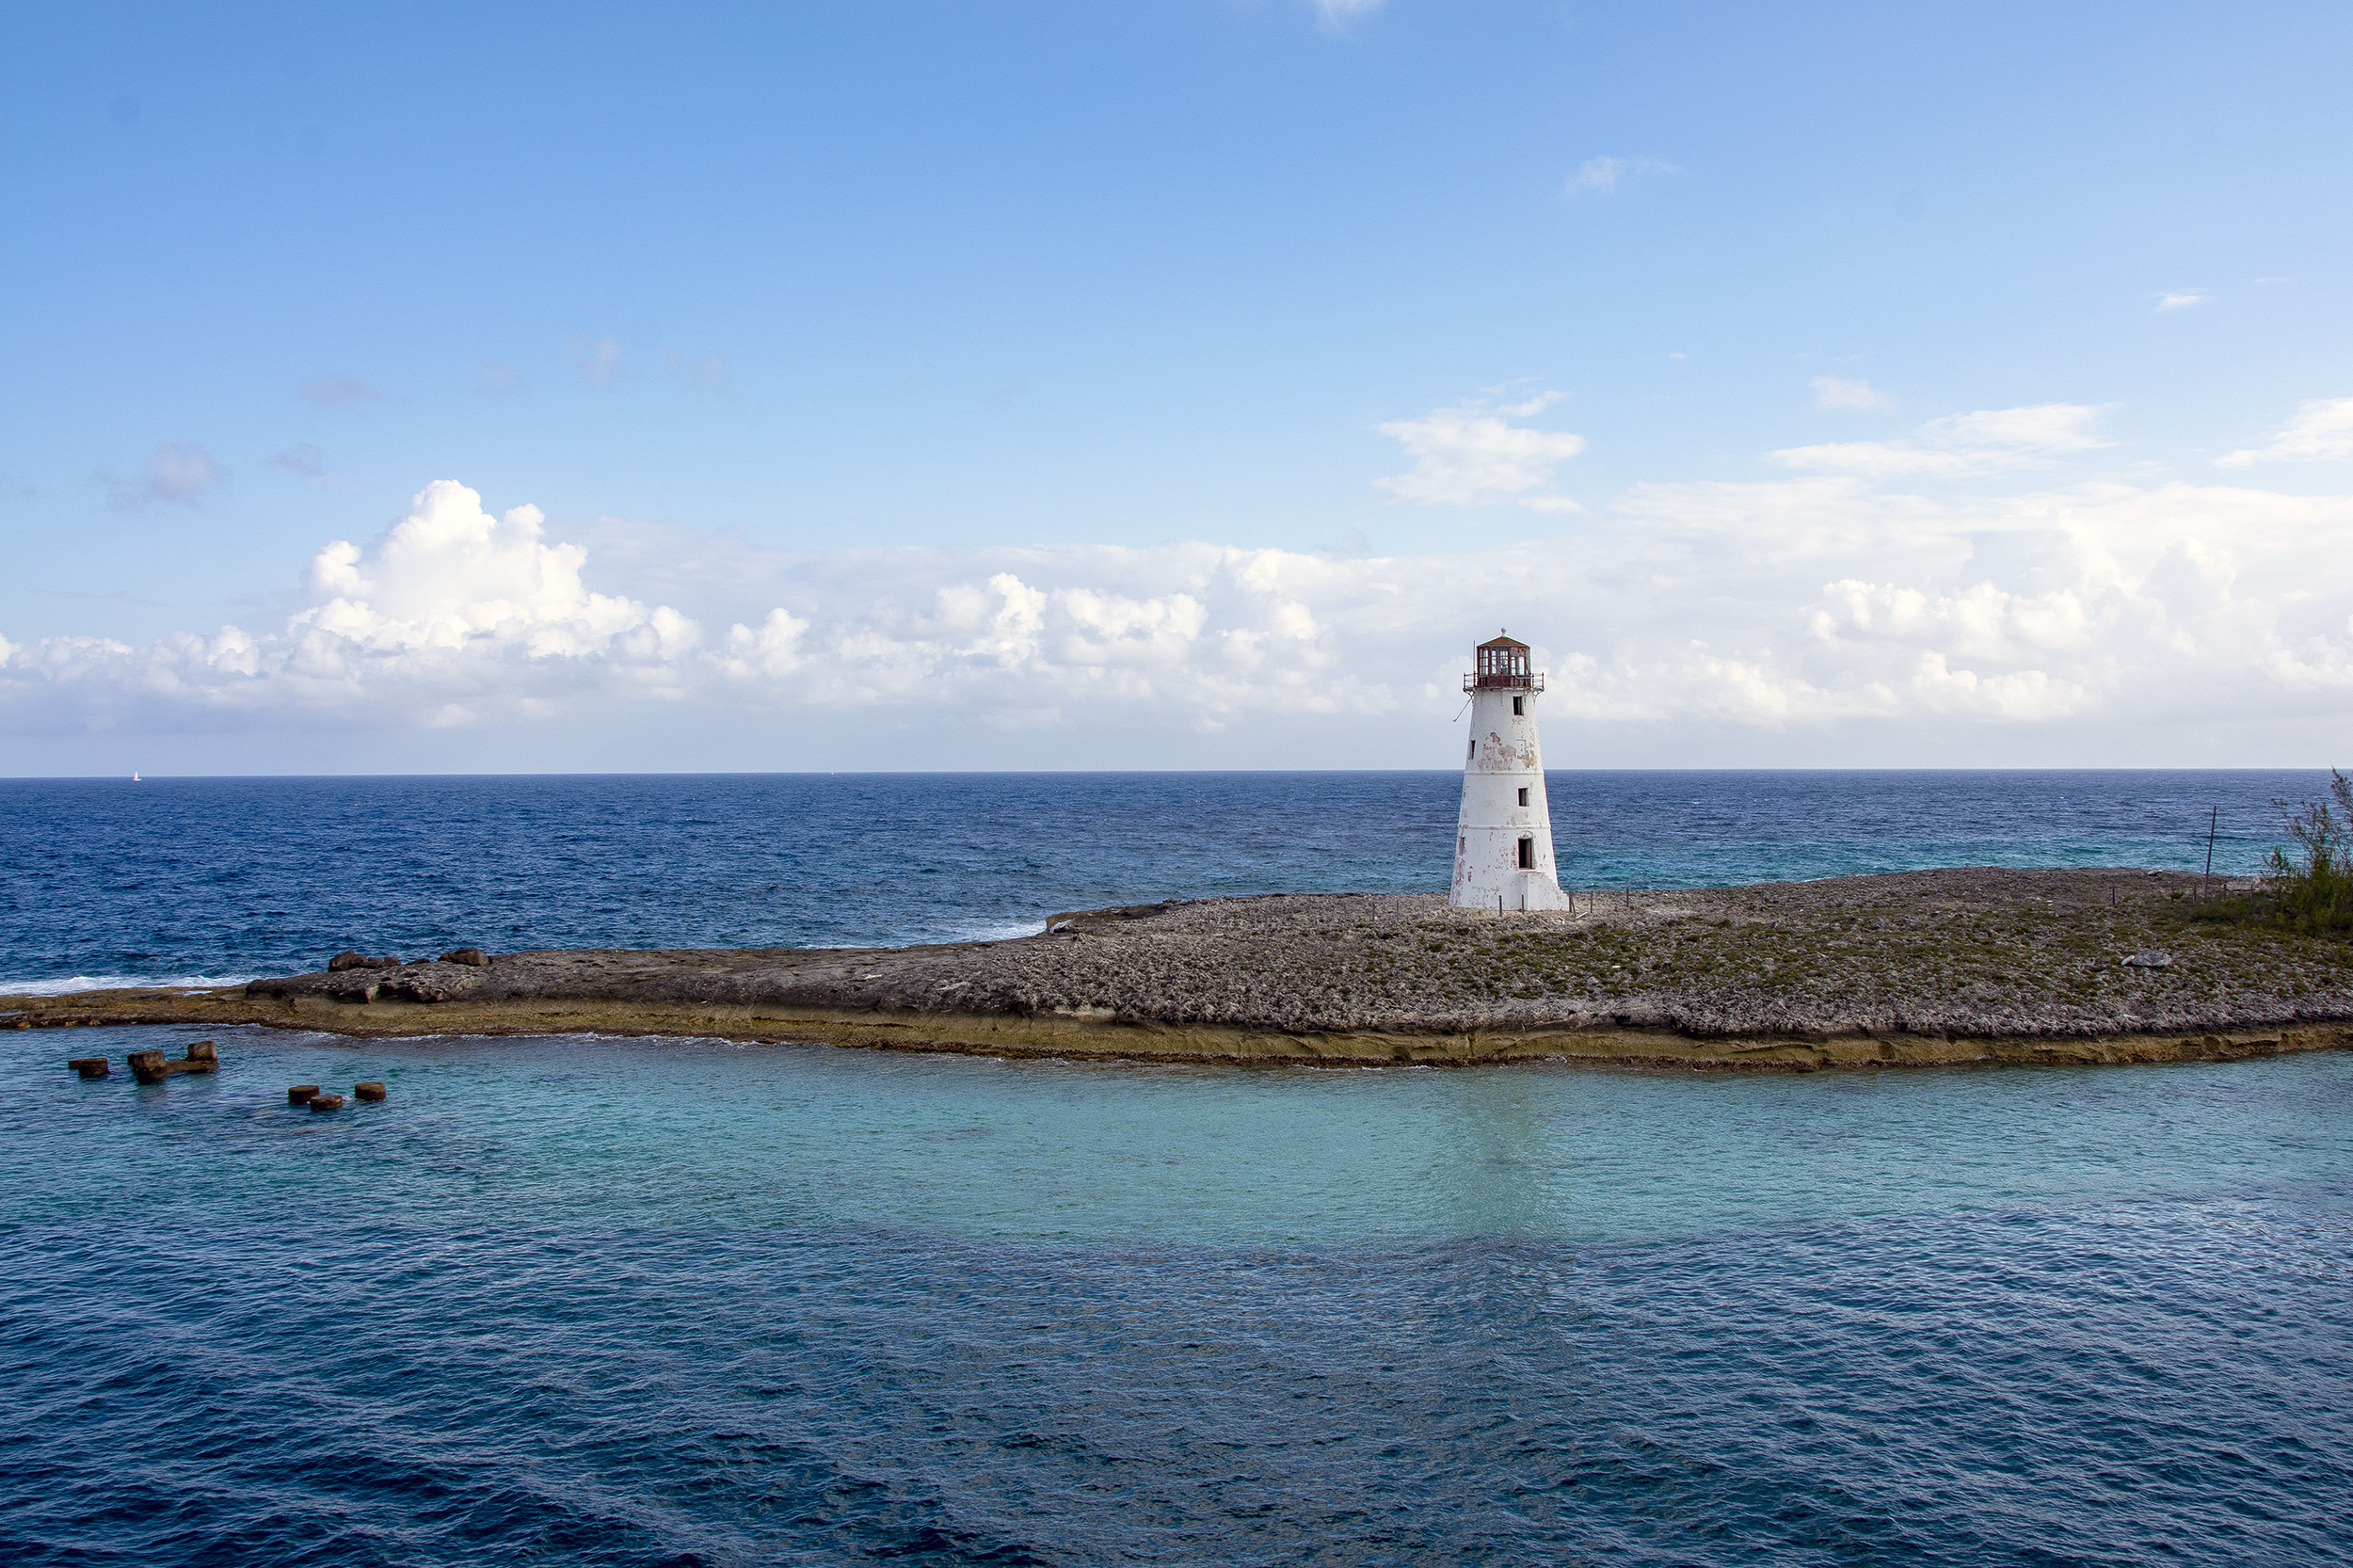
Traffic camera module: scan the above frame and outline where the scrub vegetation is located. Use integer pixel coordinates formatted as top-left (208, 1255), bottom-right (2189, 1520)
top-left (2192, 770), bottom-right (2353, 937)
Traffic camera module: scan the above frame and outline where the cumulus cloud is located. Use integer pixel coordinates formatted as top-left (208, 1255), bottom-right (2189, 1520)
top-left (9, 454), bottom-right (2353, 761)
top-left (1811, 375), bottom-right (1892, 411)
top-left (1376, 393), bottom-right (1585, 510)
top-left (2217, 397), bottom-right (2353, 468)
top-left (1563, 156), bottom-right (1677, 197)
top-left (567, 335), bottom-right (624, 388)
top-left (300, 375), bottom-right (379, 407)
top-left (1, 482), bottom-right (698, 730)
top-left (1770, 403), bottom-right (2110, 479)
top-left (0, 484), bottom-right (1354, 735)
top-left (295, 480), bottom-right (696, 680)
top-left (2155, 289), bottom-right (2212, 312)
top-left (104, 442), bottom-right (228, 509)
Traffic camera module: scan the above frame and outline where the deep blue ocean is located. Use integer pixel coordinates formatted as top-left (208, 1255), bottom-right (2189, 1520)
top-left (0, 770), bottom-right (2322, 990)
top-left (4, 772), bottom-right (2349, 1566)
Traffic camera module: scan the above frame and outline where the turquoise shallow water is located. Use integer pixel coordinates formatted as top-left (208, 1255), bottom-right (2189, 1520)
top-left (7, 772), bottom-right (2351, 1562)
top-left (6, 1025), bottom-right (2350, 1564)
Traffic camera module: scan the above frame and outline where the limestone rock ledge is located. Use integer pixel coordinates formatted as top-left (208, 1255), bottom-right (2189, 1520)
top-left (9, 869), bottom-right (2353, 1071)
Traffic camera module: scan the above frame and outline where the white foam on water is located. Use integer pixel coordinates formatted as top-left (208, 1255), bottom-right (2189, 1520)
top-left (0, 974), bottom-right (255, 997)
top-left (942, 920), bottom-right (1057, 944)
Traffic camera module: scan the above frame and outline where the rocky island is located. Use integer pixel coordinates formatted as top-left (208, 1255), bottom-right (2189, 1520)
top-left (12, 867), bottom-right (2353, 1070)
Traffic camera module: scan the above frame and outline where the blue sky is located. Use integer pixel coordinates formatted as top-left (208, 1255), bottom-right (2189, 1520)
top-left (5, 1), bottom-right (2351, 773)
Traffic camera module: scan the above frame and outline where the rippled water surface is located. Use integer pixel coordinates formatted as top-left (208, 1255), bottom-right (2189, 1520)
top-left (0, 770), bottom-right (2321, 988)
top-left (4, 1027), bottom-right (2350, 1566)
top-left (5, 772), bottom-right (2350, 1563)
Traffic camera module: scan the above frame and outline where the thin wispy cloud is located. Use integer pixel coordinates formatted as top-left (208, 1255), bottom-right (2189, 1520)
top-left (1811, 376), bottom-right (1892, 411)
top-left (267, 443), bottom-right (328, 483)
top-left (475, 361), bottom-right (529, 396)
top-left (1376, 392), bottom-right (1585, 511)
top-left (664, 350), bottom-right (734, 393)
top-left (567, 334), bottom-right (624, 388)
top-left (1309, 0), bottom-right (1383, 29)
top-left (1563, 155), bottom-right (1677, 198)
top-left (1771, 403), bottom-right (2110, 479)
top-left (102, 442), bottom-right (228, 509)
top-left (2155, 289), bottom-right (2211, 312)
top-left (300, 375), bottom-right (379, 408)
top-left (2217, 396), bottom-right (2353, 468)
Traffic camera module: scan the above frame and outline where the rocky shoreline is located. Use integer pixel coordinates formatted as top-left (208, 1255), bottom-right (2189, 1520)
top-left (10, 868), bottom-right (2353, 1071)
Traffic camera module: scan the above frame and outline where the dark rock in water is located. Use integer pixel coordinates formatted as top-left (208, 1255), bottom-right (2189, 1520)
top-left (354, 1080), bottom-right (387, 1101)
top-left (128, 1044), bottom-right (217, 1082)
top-left (440, 948), bottom-right (489, 967)
top-left (288, 1084), bottom-right (319, 1104)
top-left (69, 1057), bottom-right (109, 1080)
top-left (328, 952), bottom-right (398, 972)
top-left (308, 1093), bottom-right (346, 1112)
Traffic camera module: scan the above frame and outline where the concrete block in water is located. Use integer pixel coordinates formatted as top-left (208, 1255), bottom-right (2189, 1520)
top-left (309, 1093), bottom-right (346, 1112)
top-left (69, 1057), bottom-right (109, 1080)
top-left (354, 1080), bottom-right (387, 1101)
top-left (127, 1043), bottom-right (220, 1084)
top-left (288, 1084), bottom-right (320, 1105)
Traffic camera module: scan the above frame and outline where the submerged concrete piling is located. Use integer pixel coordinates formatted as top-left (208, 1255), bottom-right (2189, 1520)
top-left (354, 1080), bottom-right (386, 1101)
top-left (288, 1084), bottom-right (319, 1105)
top-left (69, 1057), bottom-right (109, 1080)
top-left (308, 1093), bottom-right (346, 1112)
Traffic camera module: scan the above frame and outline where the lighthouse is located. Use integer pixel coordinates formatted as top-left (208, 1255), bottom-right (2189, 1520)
top-left (1450, 632), bottom-right (1571, 911)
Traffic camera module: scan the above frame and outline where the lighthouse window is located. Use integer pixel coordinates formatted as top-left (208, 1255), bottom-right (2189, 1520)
top-left (1512, 696), bottom-right (1524, 716)
top-left (1517, 788), bottom-right (1529, 807)
top-left (1517, 837), bottom-right (1535, 870)
top-left (1467, 736), bottom-right (1476, 760)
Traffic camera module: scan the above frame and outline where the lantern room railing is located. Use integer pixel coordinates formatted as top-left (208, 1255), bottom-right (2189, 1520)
top-left (1464, 669), bottom-right (1544, 692)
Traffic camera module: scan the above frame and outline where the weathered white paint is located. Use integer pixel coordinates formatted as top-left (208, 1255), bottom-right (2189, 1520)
top-left (1450, 656), bottom-right (1570, 912)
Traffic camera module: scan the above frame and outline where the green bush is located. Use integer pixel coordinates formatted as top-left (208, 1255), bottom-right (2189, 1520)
top-left (2265, 769), bottom-right (2353, 935)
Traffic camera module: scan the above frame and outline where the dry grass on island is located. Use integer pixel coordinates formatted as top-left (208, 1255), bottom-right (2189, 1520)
top-left (11, 867), bottom-right (2353, 1072)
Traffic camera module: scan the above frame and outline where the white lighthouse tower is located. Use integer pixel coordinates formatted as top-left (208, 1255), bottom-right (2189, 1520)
top-left (1450, 632), bottom-right (1571, 911)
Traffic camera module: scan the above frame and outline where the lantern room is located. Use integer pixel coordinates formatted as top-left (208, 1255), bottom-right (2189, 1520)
top-left (1464, 632), bottom-right (1545, 693)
